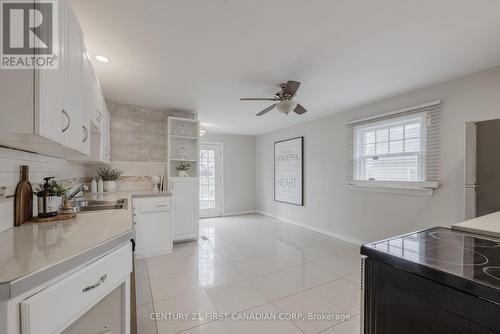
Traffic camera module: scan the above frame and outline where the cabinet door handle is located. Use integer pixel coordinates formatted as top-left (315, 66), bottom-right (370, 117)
top-left (82, 125), bottom-right (89, 143)
top-left (156, 204), bottom-right (168, 208)
top-left (82, 274), bottom-right (107, 293)
top-left (61, 110), bottom-right (70, 133)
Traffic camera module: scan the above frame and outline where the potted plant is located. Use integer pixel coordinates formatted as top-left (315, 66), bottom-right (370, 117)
top-left (97, 167), bottom-right (123, 192)
top-left (176, 162), bottom-right (191, 177)
top-left (34, 179), bottom-right (70, 215)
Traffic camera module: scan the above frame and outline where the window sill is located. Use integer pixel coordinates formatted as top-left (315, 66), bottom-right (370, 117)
top-left (347, 182), bottom-right (438, 196)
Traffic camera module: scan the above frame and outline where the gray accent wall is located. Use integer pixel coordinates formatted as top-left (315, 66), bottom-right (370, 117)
top-left (106, 100), bottom-right (194, 162)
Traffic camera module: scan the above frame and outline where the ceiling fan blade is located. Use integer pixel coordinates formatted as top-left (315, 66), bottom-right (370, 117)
top-left (240, 98), bottom-right (277, 101)
top-left (294, 104), bottom-right (307, 115)
top-left (256, 104), bottom-right (276, 116)
top-left (282, 81), bottom-right (301, 97)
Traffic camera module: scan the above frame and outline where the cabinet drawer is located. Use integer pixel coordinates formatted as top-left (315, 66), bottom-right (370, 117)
top-left (20, 243), bottom-right (132, 334)
top-left (135, 197), bottom-right (171, 213)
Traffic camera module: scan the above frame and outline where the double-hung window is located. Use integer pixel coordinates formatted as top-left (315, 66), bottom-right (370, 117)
top-left (347, 101), bottom-right (441, 192)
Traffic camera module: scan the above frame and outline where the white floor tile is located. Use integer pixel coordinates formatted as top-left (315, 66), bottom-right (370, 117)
top-left (198, 264), bottom-right (244, 288)
top-left (343, 272), bottom-right (361, 287)
top-left (176, 320), bottom-right (231, 333)
top-left (225, 303), bottom-right (303, 334)
top-left (143, 215), bottom-right (363, 334)
top-left (205, 280), bottom-right (268, 313)
top-left (231, 256), bottom-right (279, 278)
top-left (185, 249), bottom-right (227, 269)
top-left (137, 303), bottom-right (157, 334)
top-left (216, 246), bottom-right (261, 263)
top-left (314, 253), bottom-right (361, 277)
top-left (248, 270), bottom-right (304, 301)
top-left (147, 253), bottom-right (195, 278)
top-left (150, 271), bottom-right (202, 302)
top-left (311, 279), bottom-right (361, 316)
top-left (320, 316), bottom-right (360, 334)
top-left (263, 251), bottom-right (305, 269)
top-left (284, 262), bottom-right (339, 289)
top-left (136, 274), bottom-right (153, 306)
top-left (154, 290), bottom-right (216, 334)
top-left (273, 289), bottom-right (347, 334)
top-left (292, 241), bottom-right (359, 261)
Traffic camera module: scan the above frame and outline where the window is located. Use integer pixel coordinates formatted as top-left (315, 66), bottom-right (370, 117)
top-left (354, 113), bottom-right (426, 182)
top-left (346, 101), bottom-right (441, 192)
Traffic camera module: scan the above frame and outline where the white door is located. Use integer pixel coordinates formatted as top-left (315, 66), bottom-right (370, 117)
top-left (199, 143), bottom-right (222, 218)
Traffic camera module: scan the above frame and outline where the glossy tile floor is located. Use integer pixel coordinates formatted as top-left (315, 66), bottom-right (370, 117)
top-left (135, 214), bottom-right (362, 334)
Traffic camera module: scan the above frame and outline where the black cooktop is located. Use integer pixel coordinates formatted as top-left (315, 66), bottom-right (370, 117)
top-left (361, 227), bottom-right (500, 304)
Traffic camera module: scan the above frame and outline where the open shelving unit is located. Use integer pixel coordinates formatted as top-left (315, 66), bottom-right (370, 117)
top-left (167, 117), bottom-right (200, 179)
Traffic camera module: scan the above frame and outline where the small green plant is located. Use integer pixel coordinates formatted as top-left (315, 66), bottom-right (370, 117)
top-left (97, 167), bottom-right (123, 181)
top-left (176, 162), bottom-right (191, 171)
top-left (34, 181), bottom-right (70, 197)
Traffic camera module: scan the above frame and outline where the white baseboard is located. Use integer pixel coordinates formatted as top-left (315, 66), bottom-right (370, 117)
top-left (134, 248), bottom-right (173, 259)
top-left (222, 210), bottom-right (257, 217)
top-left (256, 211), bottom-right (365, 246)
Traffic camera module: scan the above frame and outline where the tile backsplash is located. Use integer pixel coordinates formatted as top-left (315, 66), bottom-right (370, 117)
top-left (0, 146), bottom-right (94, 232)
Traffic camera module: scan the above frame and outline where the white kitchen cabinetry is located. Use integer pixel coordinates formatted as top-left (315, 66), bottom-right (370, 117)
top-left (133, 196), bottom-right (173, 258)
top-left (0, 0), bottom-right (65, 155)
top-left (21, 244), bottom-right (131, 334)
top-left (2, 242), bottom-right (132, 334)
top-left (171, 178), bottom-right (199, 241)
top-left (61, 0), bottom-right (92, 155)
top-left (0, 0), bottom-right (104, 159)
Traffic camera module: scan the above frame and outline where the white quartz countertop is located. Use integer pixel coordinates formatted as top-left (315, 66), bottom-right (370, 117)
top-left (452, 211), bottom-right (500, 238)
top-left (0, 190), bottom-right (169, 300)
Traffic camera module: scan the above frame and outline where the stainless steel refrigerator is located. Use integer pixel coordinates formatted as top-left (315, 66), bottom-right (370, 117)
top-left (464, 118), bottom-right (500, 220)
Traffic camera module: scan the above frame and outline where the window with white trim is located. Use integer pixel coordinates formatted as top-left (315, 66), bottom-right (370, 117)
top-left (346, 101), bottom-right (441, 191)
top-left (354, 113), bottom-right (426, 182)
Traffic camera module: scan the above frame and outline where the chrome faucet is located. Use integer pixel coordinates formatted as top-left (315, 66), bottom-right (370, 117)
top-left (66, 184), bottom-right (89, 201)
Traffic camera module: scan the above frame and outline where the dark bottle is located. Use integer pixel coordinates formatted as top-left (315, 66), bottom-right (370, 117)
top-left (37, 177), bottom-right (58, 218)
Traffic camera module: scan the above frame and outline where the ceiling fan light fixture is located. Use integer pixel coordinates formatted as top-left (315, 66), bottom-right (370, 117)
top-left (276, 100), bottom-right (297, 114)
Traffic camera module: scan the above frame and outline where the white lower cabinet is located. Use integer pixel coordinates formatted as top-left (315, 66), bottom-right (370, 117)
top-left (19, 243), bottom-right (132, 334)
top-left (133, 196), bottom-right (173, 258)
top-left (171, 178), bottom-right (199, 242)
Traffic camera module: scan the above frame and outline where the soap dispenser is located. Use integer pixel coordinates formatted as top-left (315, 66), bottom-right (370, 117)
top-left (37, 177), bottom-right (58, 218)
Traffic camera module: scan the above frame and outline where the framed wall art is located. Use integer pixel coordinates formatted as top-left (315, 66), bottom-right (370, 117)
top-left (274, 136), bottom-right (304, 206)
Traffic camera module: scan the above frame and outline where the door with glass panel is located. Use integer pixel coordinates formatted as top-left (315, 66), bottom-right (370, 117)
top-left (199, 143), bottom-right (222, 218)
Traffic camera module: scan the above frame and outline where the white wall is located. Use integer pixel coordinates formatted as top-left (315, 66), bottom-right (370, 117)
top-left (201, 133), bottom-right (256, 215)
top-left (256, 66), bottom-right (500, 244)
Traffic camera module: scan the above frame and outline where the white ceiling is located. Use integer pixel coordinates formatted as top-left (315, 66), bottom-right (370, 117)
top-left (72, 0), bottom-right (500, 135)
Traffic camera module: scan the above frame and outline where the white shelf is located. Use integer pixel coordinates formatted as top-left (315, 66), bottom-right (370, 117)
top-left (171, 135), bottom-right (198, 140)
top-left (170, 159), bottom-right (198, 162)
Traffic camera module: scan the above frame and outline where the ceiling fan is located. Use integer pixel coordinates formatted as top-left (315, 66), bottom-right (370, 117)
top-left (240, 80), bottom-right (307, 116)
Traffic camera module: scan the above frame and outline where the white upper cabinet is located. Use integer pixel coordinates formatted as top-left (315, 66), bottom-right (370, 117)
top-left (0, 0), bottom-right (107, 159)
top-left (62, 1), bottom-right (85, 153)
top-left (33, 0), bottom-right (64, 145)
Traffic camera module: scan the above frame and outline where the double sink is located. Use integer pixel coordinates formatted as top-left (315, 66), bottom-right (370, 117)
top-left (71, 199), bottom-right (128, 212)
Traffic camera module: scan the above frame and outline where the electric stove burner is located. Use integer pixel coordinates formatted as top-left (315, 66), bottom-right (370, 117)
top-left (429, 231), bottom-right (500, 248)
top-left (484, 267), bottom-right (500, 281)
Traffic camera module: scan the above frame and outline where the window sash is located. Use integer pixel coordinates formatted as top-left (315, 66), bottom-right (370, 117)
top-left (353, 112), bottom-right (427, 182)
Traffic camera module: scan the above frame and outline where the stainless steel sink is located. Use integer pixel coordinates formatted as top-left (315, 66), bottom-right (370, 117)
top-left (71, 199), bottom-right (128, 212)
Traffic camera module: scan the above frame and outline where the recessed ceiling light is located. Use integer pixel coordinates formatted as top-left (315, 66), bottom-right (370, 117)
top-left (95, 55), bottom-right (109, 63)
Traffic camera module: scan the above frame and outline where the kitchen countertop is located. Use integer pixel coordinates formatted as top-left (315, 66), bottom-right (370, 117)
top-left (0, 190), bottom-right (170, 300)
top-left (452, 211), bottom-right (500, 238)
